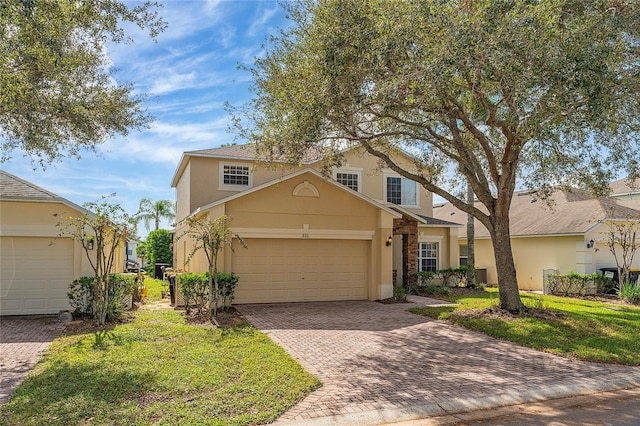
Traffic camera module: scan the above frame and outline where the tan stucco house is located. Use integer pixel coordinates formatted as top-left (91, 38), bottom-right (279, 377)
top-left (0, 171), bottom-right (125, 315)
top-left (171, 144), bottom-right (461, 303)
top-left (433, 182), bottom-right (640, 292)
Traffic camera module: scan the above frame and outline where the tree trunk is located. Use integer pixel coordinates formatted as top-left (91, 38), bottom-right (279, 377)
top-left (466, 182), bottom-right (476, 288)
top-left (489, 215), bottom-right (525, 313)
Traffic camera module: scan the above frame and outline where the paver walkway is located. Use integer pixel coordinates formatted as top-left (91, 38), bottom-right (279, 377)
top-left (0, 316), bottom-right (65, 404)
top-left (237, 297), bottom-right (640, 425)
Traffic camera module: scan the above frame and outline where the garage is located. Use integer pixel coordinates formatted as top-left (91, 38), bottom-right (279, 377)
top-left (232, 238), bottom-right (369, 303)
top-left (0, 236), bottom-right (74, 315)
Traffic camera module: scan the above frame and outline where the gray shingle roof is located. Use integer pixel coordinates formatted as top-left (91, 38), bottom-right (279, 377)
top-left (433, 188), bottom-right (640, 238)
top-left (186, 143), bottom-right (325, 164)
top-left (0, 170), bottom-right (59, 200)
top-left (610, 177), bottom-right (640, 196)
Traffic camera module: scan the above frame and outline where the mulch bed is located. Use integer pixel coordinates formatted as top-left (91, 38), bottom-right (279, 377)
top-left (183, 307), bottom-right (249, 328)
top-left (453, 306), bottom-right (567, 321)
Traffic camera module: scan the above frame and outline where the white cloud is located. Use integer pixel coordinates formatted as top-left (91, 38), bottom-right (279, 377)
top-left (247, 6), bottom-right (279, 37)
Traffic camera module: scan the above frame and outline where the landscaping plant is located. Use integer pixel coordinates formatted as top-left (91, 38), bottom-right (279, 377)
top-left (177, 214), bottom-right (246, 318)
top-left (58, 195), bottom-right (134, 325)
top-left (619, 282), bottom-right (640, 305)
top-left (68, 274), bottom-right (136, 321)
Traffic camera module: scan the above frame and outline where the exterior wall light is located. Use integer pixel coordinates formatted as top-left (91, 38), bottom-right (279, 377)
top-left (386, 235), bottom-right (393, 247)
top-left (587, 239), bottom-right (594, 249)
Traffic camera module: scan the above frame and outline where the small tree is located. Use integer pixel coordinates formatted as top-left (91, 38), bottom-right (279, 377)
top-left (604, 220), bottom-right (639, 287)
top-left (136, 242), bottom-right (147, 283)
top-left (146, 229), bottom-right (172, 274)
top-left (177, 215), bottom-right (246, 318)
top-left (137, 198), bottom-right (175, 231)
top-left (58, 195), bottom-right (131, 325)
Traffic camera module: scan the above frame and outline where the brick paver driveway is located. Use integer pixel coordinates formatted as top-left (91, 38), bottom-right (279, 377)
top-left (0, 316), bottom-right (64, 404)
top-left (237, 299), bottom-right (640, 424)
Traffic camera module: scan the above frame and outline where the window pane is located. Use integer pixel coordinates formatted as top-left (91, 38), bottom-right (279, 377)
top-left (337, 172), bottom-right (359, 191)
top-left (223, 165), bottom-right (250, 185)
top-left (386, 177), bottom-right (402, 204)
top-left (401, 179), bottom-right (417, 206)
top-left (419, 242), bottom-right (438, 272)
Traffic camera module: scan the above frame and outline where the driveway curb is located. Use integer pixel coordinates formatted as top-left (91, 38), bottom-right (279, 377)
top-left (279, 373), bottom-right (640, 425)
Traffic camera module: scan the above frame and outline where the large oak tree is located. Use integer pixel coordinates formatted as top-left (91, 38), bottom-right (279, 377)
top-left (238, 0), bottom-right (640, 312)
top-left (0, 0), bottom-right (165, 166)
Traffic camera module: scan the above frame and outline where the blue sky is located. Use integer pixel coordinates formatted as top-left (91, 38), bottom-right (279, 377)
top-left (2, 1), bottom-right (289, 237)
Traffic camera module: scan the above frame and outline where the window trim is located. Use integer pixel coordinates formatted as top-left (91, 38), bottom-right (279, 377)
top-left (418, 241), bottom-right (440, 272)
top-left (219, 162), bottom-right (253, 191)
top-left (383, 172), bottom-right (420, 208)
top-left (333, 167), bottom-right (362, 192)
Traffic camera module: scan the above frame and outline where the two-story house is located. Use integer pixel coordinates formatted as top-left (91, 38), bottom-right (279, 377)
top-left (171, 144), bottom-right (461, 304)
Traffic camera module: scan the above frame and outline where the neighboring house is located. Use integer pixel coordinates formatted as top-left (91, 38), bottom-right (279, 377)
top-left (0, 171), bottom-right (125, 315)
top-left (171, 144), bottom-right (461, 303)
top-left (433, 184), bottom-right (640, 292)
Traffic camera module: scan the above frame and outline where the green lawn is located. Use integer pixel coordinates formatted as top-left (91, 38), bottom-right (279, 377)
top-left (0, 308), bottom-right (319, 426)
top-left (142, 276), bottom-right (166, 301)
top-left (410, 288), bottom-right (640, 365)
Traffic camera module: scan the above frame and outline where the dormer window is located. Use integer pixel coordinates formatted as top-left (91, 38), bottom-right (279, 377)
top-left (220, 163), bottom-right (252, 191)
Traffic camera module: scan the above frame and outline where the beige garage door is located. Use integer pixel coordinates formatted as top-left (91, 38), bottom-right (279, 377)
top-left (232, 239), bottom-right (369, 303)
top-left (0, 237), bottom-right (74, 315)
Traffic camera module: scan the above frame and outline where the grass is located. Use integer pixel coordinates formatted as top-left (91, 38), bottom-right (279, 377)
top-left (410, 288), bottom-right (640, 365)
top-left (142, 276), bottom-right (166, 301)
top-left (0, 307), bottom-right (319, 426)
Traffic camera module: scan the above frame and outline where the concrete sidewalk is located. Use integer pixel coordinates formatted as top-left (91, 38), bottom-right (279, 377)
top-left (237, 297), bottom-right (640, 425)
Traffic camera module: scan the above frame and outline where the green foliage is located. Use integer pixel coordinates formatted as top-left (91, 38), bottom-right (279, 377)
top-left (415, 271), bottom-right (436, 287)
top-left (0, 308), bottom-right (319, 425)
top-left (177, 272), bottom-right (241, 315)
top-left (410, 288), bottom-right (640, 365)
top-left (176, 215), bottom-right (246, 318)
top-left (67, 274), bottom-right (136, 321)
top-left (546, 272), bottom-right (601, 297)
top-left (0, 0), bottom-right (165, 166)
top-left (439, 267), bottom-right (468, 287)
top-left (146, 229), bottom-right (173, 273)
top-left (177, 272), bottom-right (209, 315)
top-left (594, 274), bottom-right (616, 295)
top-left (619, 282), bottom-right (640, 305)
top-left (136, 198), bottom-right (175, 231)
top-left (419, 284), bottom-right (451, 297)
top-left (237, 0), bottom-right (640, 312)
top-left (218, 272), bottom-right (240, 309)
top-left (393, 286), bottom-right (408, 302)
top-left (57, 195), bottom-right (134, 325)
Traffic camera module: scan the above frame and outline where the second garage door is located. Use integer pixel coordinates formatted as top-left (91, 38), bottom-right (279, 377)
top-left (0, 236), bottom-right (74, 315)
top-left (232, 239), bottom-right (369, 303)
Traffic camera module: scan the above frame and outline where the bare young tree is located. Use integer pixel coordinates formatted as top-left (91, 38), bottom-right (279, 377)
top-left (177, 215), bottom-right (246, 318)
top-left (58, 195), bottom-right (132, 325)
top-left (604, 220), bottom-right (639, 286)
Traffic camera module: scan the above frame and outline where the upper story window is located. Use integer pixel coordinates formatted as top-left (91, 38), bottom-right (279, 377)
top-left (385, 176), bottom-right (418, 207)
top-left (333, 167), bottom-right (362, 192)
top-left (220, 163), bottom-right (252, 191)
top-left (336, 172), bottom-right (359, 191)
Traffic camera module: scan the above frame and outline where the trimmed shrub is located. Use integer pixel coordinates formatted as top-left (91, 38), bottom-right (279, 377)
top-left (177, 271), bottom-right (241, 314)
top-left (546, 272), bottom-right (596, 296)
top-left (68, 274), bottom-right (136, 320)
top-left (146, 229), bottom-right (173, 273)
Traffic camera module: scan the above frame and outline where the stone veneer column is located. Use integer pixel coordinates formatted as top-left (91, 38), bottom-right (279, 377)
top-left (393, 215), bottom-right (419, 287)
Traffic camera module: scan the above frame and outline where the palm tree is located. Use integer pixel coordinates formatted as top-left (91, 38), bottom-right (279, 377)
top-left (137, 198), bottom-right (175, 231)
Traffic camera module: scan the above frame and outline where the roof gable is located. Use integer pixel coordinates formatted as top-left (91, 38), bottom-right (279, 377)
top-left (190, 167), bottom-right (402, 219)
top-left (0, 170), bottom-right (89, 214)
